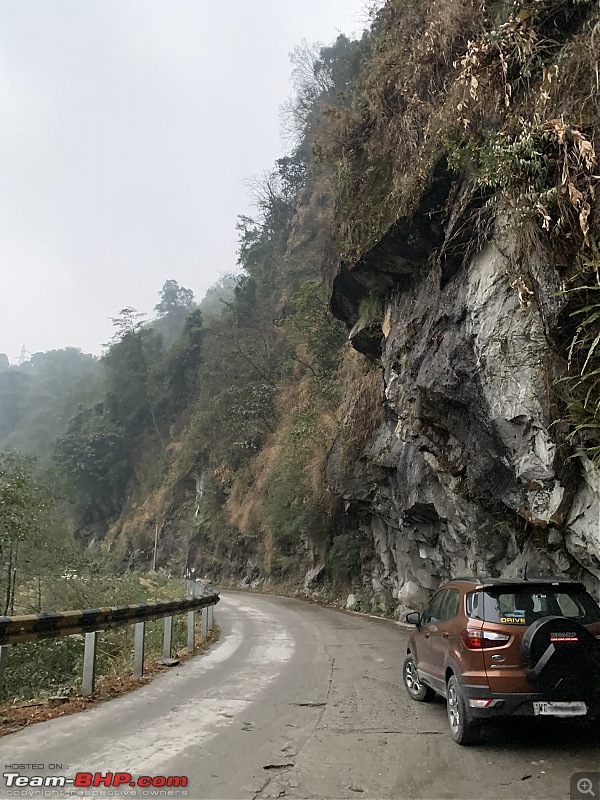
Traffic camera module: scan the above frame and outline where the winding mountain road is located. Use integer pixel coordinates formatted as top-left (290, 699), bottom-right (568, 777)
top-left (2, 591), bottom-right (599, 799)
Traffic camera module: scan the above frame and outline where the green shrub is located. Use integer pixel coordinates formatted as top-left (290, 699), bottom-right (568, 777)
top-left (2, 638), bottom-right (84, 700)
top-left (357, 293), bottom-right (384, 325)
top-left (327, 530), bottom-right (366, 583)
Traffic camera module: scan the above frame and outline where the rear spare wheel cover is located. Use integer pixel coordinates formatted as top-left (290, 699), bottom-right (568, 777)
top-left (521, 615), bottom-right (600, 697)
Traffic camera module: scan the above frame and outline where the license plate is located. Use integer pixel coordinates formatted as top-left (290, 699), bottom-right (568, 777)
top-left (533, 701), bottom-right (587, 717)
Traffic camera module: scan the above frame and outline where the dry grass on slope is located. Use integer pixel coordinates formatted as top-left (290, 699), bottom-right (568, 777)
top-left (320, 0), bottom-right (487, 261)
top-left (321, 0), bottom-right (599, 265)
top-left (336, 348), bottom-right (385, 468)
top-left (226, 374), bottom-right (337, 537)
top-left (103, 429), bottom-right (196, 564)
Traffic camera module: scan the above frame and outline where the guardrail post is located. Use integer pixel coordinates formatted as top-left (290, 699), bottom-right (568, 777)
top-left (133, 622), bottom-right (145, 677)
top-left (200, 607), bottom-right (208, 640)
top-left (208, 603), bottom-right (214, 631)
top-left (82, 632), bottom-right (97, 696)
top-left (163, 616), bottom-right (173, 660)
top-left (187, 610), bottom-right (195, 653)
top-left (0, 645), bottom-right (9, 695)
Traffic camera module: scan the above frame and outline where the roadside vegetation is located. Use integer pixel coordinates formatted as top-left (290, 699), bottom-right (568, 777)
top-left (1, 574), bottom-right (195, 703)
top-left (0, 454), bottom-right (209, 703)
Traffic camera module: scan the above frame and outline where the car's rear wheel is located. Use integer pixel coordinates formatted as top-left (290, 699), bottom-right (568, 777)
top-left (446, 675), bottom-right (481, 746)
top-left (403, 655), bottom-right (434, 702)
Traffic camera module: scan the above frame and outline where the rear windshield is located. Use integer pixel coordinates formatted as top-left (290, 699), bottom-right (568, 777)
top-left (467, 588), bottom-right (600, 626)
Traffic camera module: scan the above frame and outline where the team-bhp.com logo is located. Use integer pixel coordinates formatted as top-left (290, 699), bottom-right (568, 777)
top-left (3, 772), bottom-right (188, 794)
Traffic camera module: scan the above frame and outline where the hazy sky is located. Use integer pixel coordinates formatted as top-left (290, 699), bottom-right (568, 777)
top-left (0, 1), bottom-right (369, 362)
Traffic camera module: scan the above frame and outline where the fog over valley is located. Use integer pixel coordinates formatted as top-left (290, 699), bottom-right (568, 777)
top-left (0, 0), bottom-right (367, 360)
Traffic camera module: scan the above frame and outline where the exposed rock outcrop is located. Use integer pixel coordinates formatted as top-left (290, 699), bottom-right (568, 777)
top-left (328, 223), bottom-right (600, 614)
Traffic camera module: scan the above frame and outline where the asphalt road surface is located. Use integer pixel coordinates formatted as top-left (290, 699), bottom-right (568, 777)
top-left (2, 591), bottom-right (599, 800)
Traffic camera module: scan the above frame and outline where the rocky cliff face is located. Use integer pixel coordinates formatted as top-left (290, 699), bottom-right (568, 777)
top-left (327, 218), bottom-right (600, 614)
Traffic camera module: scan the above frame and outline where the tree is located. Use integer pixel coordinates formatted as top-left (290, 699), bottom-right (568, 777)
top-left (154, 280), bottom-right (195, 317)
top-left (154, 281), bottom-right (197, 348)
top-left (0, 349), bottom-right (101, 464)
top-left (151, 308), bottom-right (205, 415)
top-left (199, 274), bottom-right (237, 318)
top-left (284, 279), bottom-right (347, 378)
top-left (104, 308), bottom-right (165, 447)
top-left (0, 453), bottom-right (47, 613)
top-left (52, 310), bottom-right (166, 526)
top-left (0, 452), bottom-right (92, 616)
top-left (281, 35), bottom-right (365, 147)
top-left (54, 406), bottom-right (129, 520)
top-left (0, 370), bottom-right (31, 440)
top-left (0, 454), bottom-right (42, 549)
top-left (246, 152), bottom-right (307, 231)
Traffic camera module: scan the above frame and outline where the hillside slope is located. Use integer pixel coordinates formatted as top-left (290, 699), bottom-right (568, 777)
top-left (61, 0), bottom-right (600, 615)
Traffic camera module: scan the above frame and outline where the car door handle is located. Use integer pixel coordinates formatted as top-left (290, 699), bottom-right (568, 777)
top-left (442, 632), bottom-right (450, 639)
top-left (424, 632), bottom-right (430, 639)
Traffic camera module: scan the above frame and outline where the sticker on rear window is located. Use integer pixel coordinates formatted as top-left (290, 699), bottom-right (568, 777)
top-left (501, 615), bottom-right (526, 623)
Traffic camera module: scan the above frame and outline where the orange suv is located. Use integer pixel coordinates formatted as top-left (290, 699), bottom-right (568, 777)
top-left (403, 577), bottom-right (600, 744)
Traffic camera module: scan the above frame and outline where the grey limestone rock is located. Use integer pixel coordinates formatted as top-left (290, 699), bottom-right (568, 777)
top-left (328, 228), bottom-right (598, 612)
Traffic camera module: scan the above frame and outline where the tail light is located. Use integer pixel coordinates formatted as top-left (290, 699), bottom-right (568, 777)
top-left (461, 628), bottom-right (510, 649)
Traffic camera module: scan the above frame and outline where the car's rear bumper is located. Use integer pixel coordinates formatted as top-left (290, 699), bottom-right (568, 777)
top-left (463, 684), bottom-right (600, 719)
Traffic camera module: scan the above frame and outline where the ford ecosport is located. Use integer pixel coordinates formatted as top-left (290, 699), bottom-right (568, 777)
top-left (403, 577), bottom-right (600, 744)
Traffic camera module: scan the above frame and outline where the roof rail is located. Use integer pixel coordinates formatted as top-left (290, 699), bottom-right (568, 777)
top-left (449, 576), bottom-right (580, 586)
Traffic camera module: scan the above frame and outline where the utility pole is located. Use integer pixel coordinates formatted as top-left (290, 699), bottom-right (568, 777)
top-left (152, 522), bottom-right (160, 572)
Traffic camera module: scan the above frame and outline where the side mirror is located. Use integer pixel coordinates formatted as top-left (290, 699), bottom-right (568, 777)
top-left (406, 611), bottom-right (421, 627)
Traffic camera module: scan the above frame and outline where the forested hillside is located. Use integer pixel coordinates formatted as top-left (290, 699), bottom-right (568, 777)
top-left (0, 348), bottom-right (100, 465)
top-left (3, 0), bottom-right (600, 619)
top-left (88, 32), bottom-right (371, 586)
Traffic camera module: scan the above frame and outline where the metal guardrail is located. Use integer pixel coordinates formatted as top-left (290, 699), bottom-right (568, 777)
top-left (0, 580), bottom-right (219, 697)
top-left (0, 594), bottom-right (219, 645)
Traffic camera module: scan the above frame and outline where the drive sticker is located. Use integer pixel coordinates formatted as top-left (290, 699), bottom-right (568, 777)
top-left (501, 616), bottom-right (526, 623)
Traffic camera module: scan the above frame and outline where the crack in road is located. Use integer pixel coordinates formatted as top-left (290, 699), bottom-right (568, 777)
top-left (326, 657), bottom-right (335, 699)
top-left (319, 728), bottom-right (447, 735)
top-left (252, 763), bottom-right (296, 800)
top-left (290, 702), bottom-right (327, 708)
top-left (254, 657), bottom-right (336, 799)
